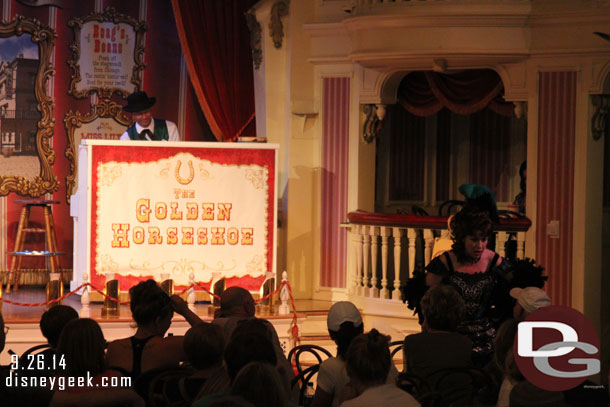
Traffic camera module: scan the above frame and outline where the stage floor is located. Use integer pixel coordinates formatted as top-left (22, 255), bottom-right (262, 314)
top-left (0, 286), bottom-right (334, 323)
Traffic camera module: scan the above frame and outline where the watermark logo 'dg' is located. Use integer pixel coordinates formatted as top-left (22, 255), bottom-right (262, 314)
top-left (514, 306), bottom-right (600, 391)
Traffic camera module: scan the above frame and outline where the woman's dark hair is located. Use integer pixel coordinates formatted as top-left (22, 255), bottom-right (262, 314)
top-left (420, 285), bottom-right (465, 331)
top-left (329, 321), bottom-right (364, 359)
top-left (129, 279), bottom-right (173, 326)
top-left (450, 207), bottom-right (492, 262)
top-left (40, 305), bottom-right (79, 348)
top-left (57, 318), bottom-right (106, 376)
top-left (230, 362), bottom-right (286, 407)
top-left (345, 329), bottom-right (391, 387)
top-left (184, 323), bottom-right (225, 370)
top-left (224, 332), bottom-right (277, 382)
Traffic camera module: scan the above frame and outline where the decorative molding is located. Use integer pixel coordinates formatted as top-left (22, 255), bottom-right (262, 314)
top-left (269, 0), bottom-right (289, 49)
top-left (362, 104), bottom-right (385, 144)
top-left (64, 99), bottom-right (130, 202)
top-left (0, 16), bottom-right (58, 197)
top-left (592, 95), bottom-right (610, 140)
top-left (514, 101), bottom-right (528, 119)
top-left (67, 7), bottom-right (147, 99)
top-left (245, 11), bottom-right (262, 69)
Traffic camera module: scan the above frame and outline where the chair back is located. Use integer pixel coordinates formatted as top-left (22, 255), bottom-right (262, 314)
top-left (397, 372), bottom-right (442, 407)
top-left (287, 344), bottom-right (332, 375)
top-left (411, 205), bottom-right (429, 216)
top-left (290, 364), bottom-right (320, 407)
top-left (426, 366), bottom-right (495, 407)
top-left (438, 200), bottom-right (464, 217)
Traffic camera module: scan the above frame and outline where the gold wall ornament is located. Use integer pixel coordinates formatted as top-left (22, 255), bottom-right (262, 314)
top-left (175, 160), bottom-right (195, 185)
top-left (67, 7), bottom-right (147, 99)
top-left (64, 99), bottom-right (130, 203)
top-left (245, 10), bottom-right (262, 69)
top-left (0, 16), bottom-right (58, 197)
top-left (269, 0), bottom-right (289, 49)
top-left (592, 95), bottom-right (610, 141)
top-left (362, 104), bottom-right (385, 144)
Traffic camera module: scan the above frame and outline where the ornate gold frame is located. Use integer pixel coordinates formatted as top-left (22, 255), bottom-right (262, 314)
top-left (64, 99), bottom-right (130, 203)
top-left (0, 16), bottom-right (57, 197)
top-left (67, 7), bottom-right (147, 99)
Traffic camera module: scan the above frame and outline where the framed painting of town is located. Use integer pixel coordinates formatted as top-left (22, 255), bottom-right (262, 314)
top-left (67, 7), bottom-right (147, 99)
top-left (0, 16), bottom-right (57, 197)
top-left (64, 99), bottom-right (130, 203)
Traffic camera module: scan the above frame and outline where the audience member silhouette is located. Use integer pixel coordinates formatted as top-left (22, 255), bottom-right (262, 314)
top-left (106, 279), bottom-right (203, 378)
top-left (403, 285), bottom-right (472, 378)
top-left (341, 329), bottom-right (420, 407)
top-left (314, 301), bottom-right (397, 407)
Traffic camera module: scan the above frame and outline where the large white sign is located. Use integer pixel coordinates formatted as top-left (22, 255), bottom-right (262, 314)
top-left (96, 153), bottom-right (268, 285)
top-left (71, 141), bottom-right (277, 292)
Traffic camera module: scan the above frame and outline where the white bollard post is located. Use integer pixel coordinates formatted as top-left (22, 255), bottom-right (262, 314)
top-left (187, 272), bottom-right (196, 311)
top-left (278, 271), bottom-right (290, 315)
top-left (80, 273), bottom-right (91, 318)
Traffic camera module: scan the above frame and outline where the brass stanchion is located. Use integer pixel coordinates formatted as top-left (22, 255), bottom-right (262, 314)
top-left (102, 273), bottom-right (120, 317)
top-left (46, 273), bottom-right (63, 309)
top-left (160, 273), bottom-right (174, 296)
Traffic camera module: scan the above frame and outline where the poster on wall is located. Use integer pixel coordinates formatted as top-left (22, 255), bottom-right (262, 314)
top-left (64, 99), bottom-right (130, 203)
top-left (67, 7), bottom-right (146, 99)
top-left (71, 140), bottom-right (278, 293)
top-left (0, 16), bottom-right (56, 197)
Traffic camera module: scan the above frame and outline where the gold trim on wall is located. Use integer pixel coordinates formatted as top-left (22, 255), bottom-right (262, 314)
top-left (67, 7), bottom-right (147, 99)
top-left (64, 99), bottom-right (130, 203)
top-left (0, 16), bottom-right (57, 197)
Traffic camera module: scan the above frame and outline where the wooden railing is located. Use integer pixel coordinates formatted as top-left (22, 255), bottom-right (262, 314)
top-left (344, 211), bottom-right (531, 301)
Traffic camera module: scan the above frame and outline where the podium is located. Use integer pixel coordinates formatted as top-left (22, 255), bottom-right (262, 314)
top-left (70, 140), bottom-right (278, 293)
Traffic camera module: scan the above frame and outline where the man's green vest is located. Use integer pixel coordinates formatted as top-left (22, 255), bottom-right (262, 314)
top-left (127, 118), bottom-right (169, 141)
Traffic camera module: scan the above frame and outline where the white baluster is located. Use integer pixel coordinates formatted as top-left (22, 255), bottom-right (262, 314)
top-left (348, 226), bottom-right (357, 294)
top-left (392, 227), bottom-right (403, 300)
top-left (424, 229), bottom-right (434, 266)
top-left (187, 272), bottom-right (196, 311)
top-left (516, 232), bottom-right (526, 259)
top-left (407, 228), bottom-right (417, 280)
top-left (80, 273), bottom-right (90, 318)
top-left (369, 226), bottom-right (379, 298)
top-left (497, 231), bottom-right (508, 258)
top-left (380, 227), bottom-right (390, 299)
top-left (362, 226), bottom-right (371, 294)
top-left (355, 225), bottom-right (364, 296)
top-left (278, 271), bottom-right (290, 315)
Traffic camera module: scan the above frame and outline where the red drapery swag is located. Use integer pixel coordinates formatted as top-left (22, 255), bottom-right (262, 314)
top-left (172, 0), bottom-right (257, 141)
top-left (397, 70), bottom-right (515, 117)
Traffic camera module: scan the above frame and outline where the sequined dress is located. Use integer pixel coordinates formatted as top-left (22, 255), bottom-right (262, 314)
top-left (426, 251), bottom-right (511, 365)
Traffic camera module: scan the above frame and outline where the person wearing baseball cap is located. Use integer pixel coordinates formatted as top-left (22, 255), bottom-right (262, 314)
top-left (510, 286), bottom-right (551, 318)
top-left (314, 302), bottom-right (399, 407)
top-left (120, 91), bottom-right (180, 141)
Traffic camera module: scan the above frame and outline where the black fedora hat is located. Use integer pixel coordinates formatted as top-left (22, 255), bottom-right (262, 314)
top-left (123, 91), bottom-right (156, 113)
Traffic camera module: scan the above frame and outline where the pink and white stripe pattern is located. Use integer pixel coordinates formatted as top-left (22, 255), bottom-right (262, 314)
top-left (536, 71), bottom-right (576, 307)
top-left (320, 77), bottom-right (350, 288)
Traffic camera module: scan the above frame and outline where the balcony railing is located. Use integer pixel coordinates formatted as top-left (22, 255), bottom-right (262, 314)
top-left (344, 210), bottom-right (531, 301)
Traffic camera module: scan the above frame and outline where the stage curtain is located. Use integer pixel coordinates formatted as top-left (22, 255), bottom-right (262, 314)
top-left (397, 69), bottom-right (514, 117)
top-left (172, 0), bottom-right (256, 141)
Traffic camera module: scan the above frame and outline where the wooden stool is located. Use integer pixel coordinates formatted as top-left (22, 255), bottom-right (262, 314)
top-left (5, 200), bottom-right (64, 293)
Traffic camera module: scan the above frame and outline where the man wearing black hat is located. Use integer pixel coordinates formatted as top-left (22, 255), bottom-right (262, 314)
top-left (120, 91), bottom-right (180, 141)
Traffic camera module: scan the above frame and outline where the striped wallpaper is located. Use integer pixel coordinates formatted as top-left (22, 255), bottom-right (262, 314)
top-left (469, 108), bottom-right (511, 202)
top-left (536, 71), bottom-right (576, 307)
top-left (320, 77), bottom-right (350, 288)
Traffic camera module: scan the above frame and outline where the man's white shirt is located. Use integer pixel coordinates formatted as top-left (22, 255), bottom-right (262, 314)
top-left (120, 119), bottom-right (179, 141)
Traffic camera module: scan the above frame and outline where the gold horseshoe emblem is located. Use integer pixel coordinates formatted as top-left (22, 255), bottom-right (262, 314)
top-left (175, 160), bottom-right (195, 185)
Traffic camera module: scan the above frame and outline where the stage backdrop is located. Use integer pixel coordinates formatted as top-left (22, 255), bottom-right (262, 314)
top-left (71, 140), bottom-right (277, 292)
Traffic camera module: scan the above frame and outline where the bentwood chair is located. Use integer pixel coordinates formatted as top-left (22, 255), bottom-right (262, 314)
top-left (287, 344), bottom-right (332, 375)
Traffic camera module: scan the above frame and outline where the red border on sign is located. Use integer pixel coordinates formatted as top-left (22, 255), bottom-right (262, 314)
top-left (89, 145), bottom-right (275, 292)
